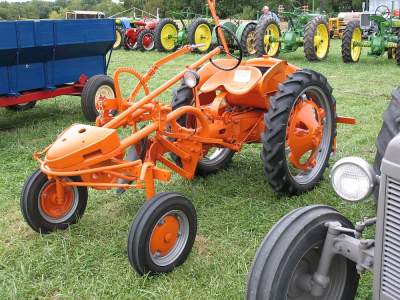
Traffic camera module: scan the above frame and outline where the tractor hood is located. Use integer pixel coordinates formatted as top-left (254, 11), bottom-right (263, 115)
top-left (45, 124), bottom-right (120, 170)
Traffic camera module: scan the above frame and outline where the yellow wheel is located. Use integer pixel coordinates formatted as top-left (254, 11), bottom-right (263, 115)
top-left (188, 18), bottom-right (212, 53)
top-left (255, 18), bottom-right (281, 57)
top-left (342, 21), bottom-right (362, 63)
top-left (155, 18), bottom-right (179, 52)
top-left (304, 16), bottom-right (330, 61)
top-left (113, 28), bottom-right (123, 50)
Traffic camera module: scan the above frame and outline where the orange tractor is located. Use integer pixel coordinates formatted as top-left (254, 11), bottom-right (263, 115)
top-left (20, 0), bottom-right (354, 276)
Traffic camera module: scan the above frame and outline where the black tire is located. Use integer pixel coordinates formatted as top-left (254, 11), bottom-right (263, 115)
top-left (246, 205), bottom-right (359, 300)
top-left (6, 101), bottom-right (36, 111)
top-left (241, 23), bottom-right (257, 56)
top-left (170, 83), bottom-right (235, 175)
top-left (396, 41), bottom-right (400, 65)
top-left (342, 21), bottom-right (362, 63)
top-left (187, 18), bottom-right (213, 53)
top-left (154, 18), bottom-right (179, 52)
top-left (80, 75), bottom-right (115, 122)
top-left (373, 88), bottom-right (400, 200)
top-left (304, 16), bottom-right (330, 61)
top-left (388, 47), bottom-right (395, 59)
top-left (20, 169), bottom-right (88, 234)
top-left (127, 192), bottom-right (197, 275)
top-left (137, 29), bottom-right (155, 52)
top-left (255, 17), bottom-right (281, 58)
top-left (113, 28), bottom-right (123, 50)
top-left (262, 70), bottom-right (336, 196)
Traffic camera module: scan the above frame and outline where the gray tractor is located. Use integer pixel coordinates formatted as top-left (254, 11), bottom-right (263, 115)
top-left (246, 89), bottom-right (400, 299)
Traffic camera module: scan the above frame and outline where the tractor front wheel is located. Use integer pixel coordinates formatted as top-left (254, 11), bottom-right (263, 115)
top-left (304, 16), bottom-right (330, 61)
top-left (246, 205), bottom-right (359, 300)
top-left (342, 21), bottom-right (362, 63)
top-left (188, 18), bottom-right (213, 53)
top-left (127, 192), bottom-right (197, 275)
top-left (255, 17), bottom-right (281, 57)
top-left (137, 29), bottom-right (155, 51)
top-left (155, 18), bottom-right (179, 52)
top-left (20, 170), bottom-right (88, 234)
top-left (262, 70), bottom-right (336, 196)
top-left (81, 75), bottom-right (115, 122)
top-left (170, 83), bottom-right (235, 175)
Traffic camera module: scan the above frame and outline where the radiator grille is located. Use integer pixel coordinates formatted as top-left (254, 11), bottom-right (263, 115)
top-left (382, 177), bottom-right (400, 299)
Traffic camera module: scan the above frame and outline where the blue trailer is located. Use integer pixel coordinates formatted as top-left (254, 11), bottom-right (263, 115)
top-left (0, 18), bottom-right (116, 121)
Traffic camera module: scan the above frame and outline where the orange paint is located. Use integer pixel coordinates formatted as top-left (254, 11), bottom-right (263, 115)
top-left (39, 181), bottom-right (74, 219)
top-left (150, 215), bottom-right (180, 257)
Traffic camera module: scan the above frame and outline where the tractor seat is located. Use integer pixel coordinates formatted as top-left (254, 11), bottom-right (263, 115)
top-left (200, 66), bottom-right (262, 96)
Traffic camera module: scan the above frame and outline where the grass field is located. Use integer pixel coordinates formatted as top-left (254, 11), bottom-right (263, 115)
top-left (0, 40), bottom-right (398, 299)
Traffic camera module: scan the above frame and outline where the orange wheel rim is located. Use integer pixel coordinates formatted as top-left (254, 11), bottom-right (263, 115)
top-left (286, 99), bottom-right (325, 171)
top-left (149, 210), bottom-right (189, 266)
top-left (39, 181), bottom-right (75, 220)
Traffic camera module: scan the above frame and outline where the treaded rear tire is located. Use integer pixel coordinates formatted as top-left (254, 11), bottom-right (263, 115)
top-left (246, 205), bottom-right (359, 300)
top-left (81, 75), bottom-right (115, 122)
top-left (342, 21), bottom-right (361, 63)
top-left (255, 17), bottom-right (281, 58)
top-left (240, 23), bottom-right (257, 56)
top-left (170, 83), bottom-right (234, 176)
top-left (304, 16), bottom-right (330, 61)
top-left (373, 88), bottom-right (400, 201)
top-left (154, 18), bottom-right (179, 52)
top-left (187, 18), bottom-right (212, 53)
top-left (262, 69), bottom-right (336, 196)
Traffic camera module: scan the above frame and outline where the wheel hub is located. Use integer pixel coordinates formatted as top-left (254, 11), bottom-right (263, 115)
top-left (150, 214), bottom-right (180, 257)
top-left (39, 181), bottom-right (74, 219)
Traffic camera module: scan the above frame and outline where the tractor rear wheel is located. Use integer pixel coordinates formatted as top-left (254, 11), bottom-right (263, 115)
top-left (304, 16), bottom-right (330, 61)
top-left (188, 18), bottom-right (213, 53)
top-left (6, 101), bottom-right (36, 112)
top-left (137, 29), bottom-right (155, 51)
top-left (246, 205), bottom-right (359, 300)
top-left (255, 17), bottom-right (281, 57)
top-left (113, 28), bottom-right (123, 50)
top-left (81, 75), bottom-right (115, 122)
top-left (127, 192), bottom-right (197, 275)
top-left (342, 21), bottom-right (362, 63)
top-left (155, 18), bottom-right (179, 52)
top-left (240, 23), bottom-right (257, 56)
top-left (262, 70), bottom-right (336, 196)
top-left (170, 83), bottom-right (235, 176)
top-left (373, 88), bottom-right (400, 202)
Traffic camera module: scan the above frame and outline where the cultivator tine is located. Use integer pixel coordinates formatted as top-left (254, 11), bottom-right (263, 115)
top-left (116, 146), bottom-right (139, 195)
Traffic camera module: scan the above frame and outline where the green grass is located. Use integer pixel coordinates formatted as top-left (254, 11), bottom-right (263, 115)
top-left (0, 40), bottom-right (397, 299)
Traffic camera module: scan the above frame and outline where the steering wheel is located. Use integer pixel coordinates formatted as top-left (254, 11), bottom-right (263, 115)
top-left (210, 24), bottom-right (243, 71)
top-left (375, 5), bottom-right (391, 19)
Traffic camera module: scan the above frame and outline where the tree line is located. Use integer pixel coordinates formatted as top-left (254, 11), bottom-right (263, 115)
top-left (0, 0), bottom-right (363, 21)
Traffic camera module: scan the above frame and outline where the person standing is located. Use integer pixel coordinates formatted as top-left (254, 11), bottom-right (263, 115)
top-left (259, 5), bottom-right (280, 23)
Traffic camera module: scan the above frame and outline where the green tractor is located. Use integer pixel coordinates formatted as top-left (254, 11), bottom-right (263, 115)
top-left (255, 4), bottom-right (330, 62)
top-left (154, 9), bottom-right (214, 53)
top-left (342, 5), bottom-right (400, 64)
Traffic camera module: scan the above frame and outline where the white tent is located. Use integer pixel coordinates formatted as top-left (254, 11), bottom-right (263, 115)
top-left (368, 0), bottom-right (399, 12)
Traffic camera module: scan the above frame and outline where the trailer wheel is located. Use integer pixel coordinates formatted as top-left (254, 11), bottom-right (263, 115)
top-left (20, 169), bottom-right (88, 234)
top-left (155, 18), bottom-right (179, 52)
top-left (81, 75), bottom-right (115, 122)
top-left (188, 18), bottom-right (213, 53)
top-left (6, 101), bottom-right (36, 112)
top-left (240, 23), bottom-right (257, 56)
top-left (304, 16), bottom-right (330, 61)
top-left (170, 83), bottom-right (235, 175)
top-left (255, 17), bottom-right (281, 58)
top-left (127, 192), bottom-right (197, 275)
top-left (137, 29), bottom-right (155, 51)
top-left (373, 88), bottom-right (400, 202)
top-left (246, 205), bottom-right (359, 300)
top-left (342, 21), bottom-right (362, 63)
top-left (113, 28), bottom-right (123, 50)
top-left (262, 70), bottom-right (336, 196)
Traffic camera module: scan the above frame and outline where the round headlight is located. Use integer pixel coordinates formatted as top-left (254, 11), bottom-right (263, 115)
top-left (183, 70), bottom-right (200, 88)
top-left (330, 157), bottom-right (376, 202)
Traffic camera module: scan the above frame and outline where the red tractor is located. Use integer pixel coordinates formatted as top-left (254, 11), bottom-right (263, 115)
top-left (124, 19), bottom-right (158, 52)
